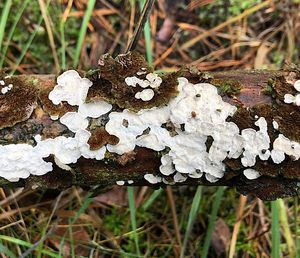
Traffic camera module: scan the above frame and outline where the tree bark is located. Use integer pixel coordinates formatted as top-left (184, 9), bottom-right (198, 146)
top-left (0, 53), bottom-right (299, 200)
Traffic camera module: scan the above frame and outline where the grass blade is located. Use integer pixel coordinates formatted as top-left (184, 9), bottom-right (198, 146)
top-left (278, 199), bottom-right (295, 257)
top-left (295, 197), bottom-right (300, 258)
top-left (0, 0), bottom-right (29, 68)
top-left (127, 186), bottom-right (141, 256)
top-left (271, 200), bottom-right (281, 258)
top-left (141, 188), bottom-right (163, 211)
top-left (0, 240), bottom-right (16, 258)
top-left (0, 0), bottom-right (12, 52)
top-left (180, 186), bottom-right (203, 258)
top-left (10, 1), bottom-right (50, 75)
top-left (60, 22), bottom-right (66, 70)
top-left (38, 0), bottom-right (60, 73)
top-left (0, 235), bottom-right (59, 258)
top-left (201, 186), bottom-right (225, 258)
top-left (73, 0), bottom-right (96, 68)
top-left (139, 0), bottom-right (153, 65)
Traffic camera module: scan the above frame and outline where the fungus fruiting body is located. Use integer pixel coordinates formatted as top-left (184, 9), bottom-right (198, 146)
top-left (284, 80), bottom-right (300, 106)
top-left (0, 70), bottom-right (300, 183)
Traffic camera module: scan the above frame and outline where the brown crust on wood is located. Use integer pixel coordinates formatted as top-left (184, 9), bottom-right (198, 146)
top-left (0, 76), bottom-right (37, 130)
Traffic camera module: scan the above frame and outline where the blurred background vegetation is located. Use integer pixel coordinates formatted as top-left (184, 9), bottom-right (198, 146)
top-left (0, 0), bottom-right (299, 257)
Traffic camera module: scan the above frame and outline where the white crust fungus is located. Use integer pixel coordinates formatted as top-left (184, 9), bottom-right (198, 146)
top-left (126, 73), bottom-right (162, 102)
top-left (272, 134), bottom-right (300, 160)
top-left (49, 70), bottom-right (92, 106)
top-left (135, 89), bottom-right (155, 101)
top-left (284, 80), bottom-right (300, 106)
top-left (2, 70), bottom-right (300, 183)
top-left (78, 100), bottom-right (112, 118)
top-left (60, 112), bottom-right (88, 133)
top-left (0, 144), bottom-right (53, 181)
top-left (1, 83), bottom-right (13, 94)
top-left (243, 169), bottom-right (261, 180)
top-left (272, 120), bottom-right (279, 130)
top-left (144, 174), bottom-right (162, 184)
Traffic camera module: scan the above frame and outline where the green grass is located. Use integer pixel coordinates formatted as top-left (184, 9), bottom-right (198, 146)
top-left (271, 200), bottom-right (281, 258)
top-left (73, 0), bottom-right (96, 68)
top-left (201, 186), bottom-right (225, 258)
top-left (139, 0), bottom-right (153, 65)
top-left (10, 1), bottom-right (49, 75)
top-left (141, 188), bottom-right (164, 211)
top-left (127, 186), bottom-right (141, 256)
top-left (180, 186), bottom-right (203, 258)
top-left (0, 0), bottom-right (12, 52)
top-left (0, 235), bottom-right (60, 258)
top-left (0, 0), bottom-right (29, 68)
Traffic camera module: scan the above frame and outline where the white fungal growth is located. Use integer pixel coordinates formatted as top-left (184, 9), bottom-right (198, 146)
top-left (0, 80), bottom-right (4, 86)
top-left (49, 70), bottom-right (92, 106)
top-left (159, 154), bottom-right (175, 176)
top-left (243, 168), bottom-right (261, 180)
top-left (116, 180), bottom-right (125, 185)
top-left (106, 77), bottom-right (299, 183)
top-left (125, 76), bottom-right (149, 88)
top-left (173, 172), bottom-right (187, 183)
top-left (50, 115), bottom-right (59, 120)
top-left (60, 112), bottom-right (88, 133)
top-left (78, 100), bottom-right (112, 118)
top-left (205, 173), bottom-right (219, 183)
top-left (2, 70), bottom-right (300, 183)
top-left (0, 144), bottom-right (53, 182)
top-left (272, 120), bottom-right (279, 130)
top-left (241, 117), bottom-right (270, 167)
top-left (272, 134), bottom-right (300, 160)
top-left (146, 73), bottom-right (162, 88)
top-left (135, 89), bottom-right (155, 101)
top-left (125, 73), bottom-right (162, 89)
top-left (144, 174), bottom-right (162, 184)
top-left (284, 79), bottom-right (300, 106)
top-left (294, 80), bottom-right (300, 91)
top-left (1, 83), bottom-right (13, 94)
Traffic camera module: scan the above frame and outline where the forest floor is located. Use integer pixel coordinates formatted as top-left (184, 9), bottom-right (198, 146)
top-left (0, 0), bottom-right (299, 257)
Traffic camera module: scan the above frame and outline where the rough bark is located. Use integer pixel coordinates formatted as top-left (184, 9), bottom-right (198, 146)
top-left (0, 52), bottom-right (300, 200)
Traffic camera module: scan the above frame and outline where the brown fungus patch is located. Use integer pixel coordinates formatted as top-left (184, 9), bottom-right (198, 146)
top-left (0, 76), bottom-right (37, 130)
top-left (87, 127), bottom-right (119, 150)
top-left (268, 76), bottom-right (297, 101)
top-left (87, 51), bottom-right (179, 111)
top-left (38, 81), bottom-right (76, 117)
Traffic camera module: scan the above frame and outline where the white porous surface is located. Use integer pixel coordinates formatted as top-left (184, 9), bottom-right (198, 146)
top-left (1, 70), bottom-right (300, 182)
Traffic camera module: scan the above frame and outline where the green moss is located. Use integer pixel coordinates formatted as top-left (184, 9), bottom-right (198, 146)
top-left (211, 79), bottom-right (241, 96)
top-left (262, 78), bottom-right (276, 97)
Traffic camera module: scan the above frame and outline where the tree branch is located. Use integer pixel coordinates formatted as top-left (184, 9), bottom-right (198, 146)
top-left (0, 52), bottom-right (299, 200)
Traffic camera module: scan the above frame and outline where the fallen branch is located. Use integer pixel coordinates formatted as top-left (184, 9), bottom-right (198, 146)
top-left (0, 52), bottom-right (299, 200)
